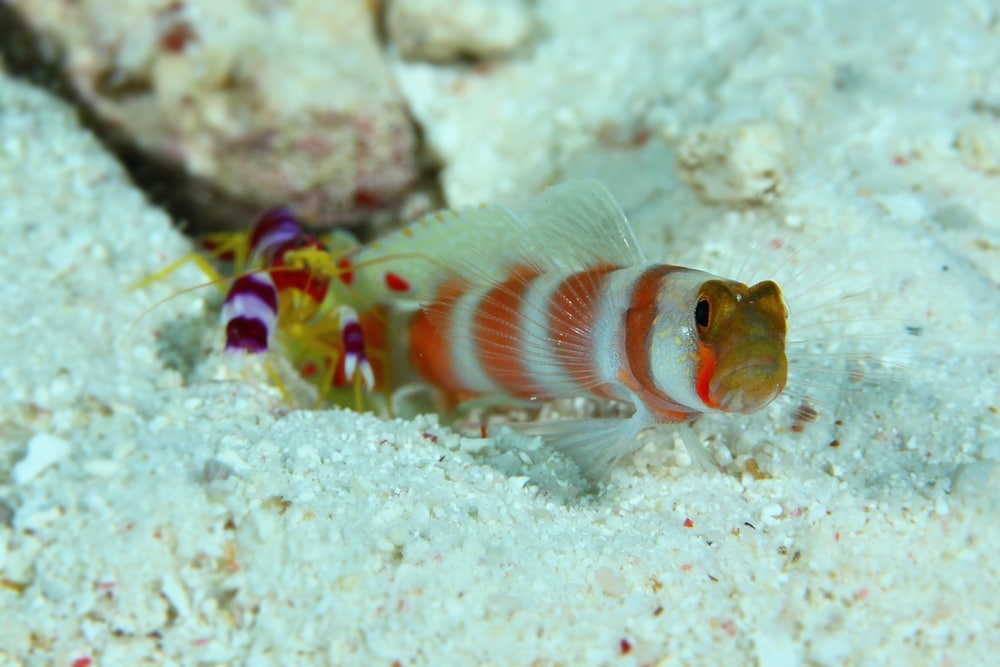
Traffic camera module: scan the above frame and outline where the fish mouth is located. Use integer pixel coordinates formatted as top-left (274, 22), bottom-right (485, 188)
top-left (710, 356), bottom-right (788, 414)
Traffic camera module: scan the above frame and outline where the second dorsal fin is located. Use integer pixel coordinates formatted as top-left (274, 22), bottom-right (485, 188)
top-left (349, 179), bottom-right (645, 304)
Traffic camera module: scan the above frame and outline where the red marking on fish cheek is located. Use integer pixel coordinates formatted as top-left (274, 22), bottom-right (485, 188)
top-left (385, 272), bottom-right (410, 292)
top-left (695, 344), bottom-right (719, 409)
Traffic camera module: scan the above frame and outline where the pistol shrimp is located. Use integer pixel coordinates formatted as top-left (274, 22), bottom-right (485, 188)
top-left (137, 207), bottom-right (391, 411)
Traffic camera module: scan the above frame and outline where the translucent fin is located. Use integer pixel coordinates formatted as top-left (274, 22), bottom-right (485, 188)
top-left (449, 178), bottom-right (647, 286)
top-left (673, 425), bottom-right (716, 471)
top-left (519, 179), bottom-right (646, 271)
top-left (350, 179), bottom-right (645, 305)
top-left (349, 204), bottom-right (528, 304)
top-left (514, 415), bottom-right (646, 480)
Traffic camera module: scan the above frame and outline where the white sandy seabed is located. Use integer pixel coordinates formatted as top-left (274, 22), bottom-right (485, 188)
top-left (2, 2), bottom-right (1000, 666)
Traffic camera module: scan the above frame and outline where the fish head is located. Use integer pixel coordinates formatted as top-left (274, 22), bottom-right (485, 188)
top-left (693, 278), bottom-right (788, 414)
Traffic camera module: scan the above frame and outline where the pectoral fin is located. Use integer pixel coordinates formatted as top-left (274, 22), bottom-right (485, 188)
top-left (512, 415), bottom-right (647, 480)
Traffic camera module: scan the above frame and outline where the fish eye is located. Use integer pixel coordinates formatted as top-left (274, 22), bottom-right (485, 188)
top-left (695, 298), bottom-right (710, 328)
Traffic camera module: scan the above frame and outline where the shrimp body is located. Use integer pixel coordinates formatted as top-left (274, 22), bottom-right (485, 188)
top-left (350, 180), bottom-right (788, 474)
top-left (211, 207), bottom-right (383, 402)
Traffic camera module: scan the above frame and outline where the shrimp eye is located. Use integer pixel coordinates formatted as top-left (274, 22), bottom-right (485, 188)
top-left (695, 298), bottom-right (710, 328)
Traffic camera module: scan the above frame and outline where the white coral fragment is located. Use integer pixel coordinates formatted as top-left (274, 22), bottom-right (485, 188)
top-left (13, 432), bottom-right (70, 485)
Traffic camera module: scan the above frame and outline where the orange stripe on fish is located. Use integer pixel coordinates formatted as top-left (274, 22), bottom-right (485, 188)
top-left (546, 266), bottom-right (616, 393)
top-left (623, 265), bottom-right (697, 422)
top-left (473, 268), bottom-right (543, 397)
top-left (409, 276), bottom-right (467, 395)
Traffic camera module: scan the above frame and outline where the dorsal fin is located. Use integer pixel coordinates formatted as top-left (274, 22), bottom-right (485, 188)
top-left (518, 179), bottom-right (646, 272)
top-left (348, 204), bottom-right (525, 304)
top-left (349, 179), bottom-right (645, 304)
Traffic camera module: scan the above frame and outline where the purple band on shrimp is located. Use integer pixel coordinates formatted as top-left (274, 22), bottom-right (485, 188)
top-left (342, 320), bottom-right (365, 353)
top-left (225, 317), bottom-right (271, 354)
top-left (337, 306), bottom-right (375, 390)
top-left (249, 207), bottom-right (304, 265)
top-left (221, 274), bottom-right (279, 353)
